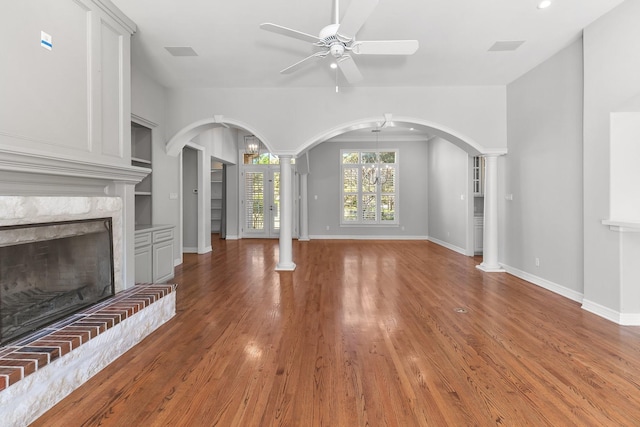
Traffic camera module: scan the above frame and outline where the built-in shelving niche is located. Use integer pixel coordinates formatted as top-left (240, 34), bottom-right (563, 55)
top-left (131, 121), bottom-right (153, 225)
top-left (211, 161), bottom-right (224, 234)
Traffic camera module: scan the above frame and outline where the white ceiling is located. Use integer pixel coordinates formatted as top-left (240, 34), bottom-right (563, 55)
top-left (111, 0), bottom-right (623, 89)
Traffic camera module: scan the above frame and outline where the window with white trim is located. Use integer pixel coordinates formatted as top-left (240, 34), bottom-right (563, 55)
top-left (341, 149), bottom-right (398, 225)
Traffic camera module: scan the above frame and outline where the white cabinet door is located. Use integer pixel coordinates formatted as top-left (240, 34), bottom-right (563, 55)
top-left (135, 245), bottom-right (153, 283)
top-left (153, 240), bottom-right (174, 283)
top-left (474, 216), bottom-right (484, 254)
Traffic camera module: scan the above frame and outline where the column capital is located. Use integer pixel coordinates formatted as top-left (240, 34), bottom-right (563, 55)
top-left (479, 151), bottom-right (507, 158)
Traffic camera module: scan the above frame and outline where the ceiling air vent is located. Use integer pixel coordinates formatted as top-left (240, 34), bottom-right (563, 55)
top-left (488, 41), bottom-right (525, 52)
top-left (164, 46), bottom-right (198, 57)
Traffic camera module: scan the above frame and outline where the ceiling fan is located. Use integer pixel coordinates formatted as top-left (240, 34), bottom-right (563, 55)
top-left (260, 0), bottom-right (419, 84)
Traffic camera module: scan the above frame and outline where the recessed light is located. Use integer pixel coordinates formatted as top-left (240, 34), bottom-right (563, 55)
top-left (538, 0), bottom-right (552, 9)
top-left (330, 63), bottom-right (338, 69)
top-left (409, 128), bottom-right (415, 131)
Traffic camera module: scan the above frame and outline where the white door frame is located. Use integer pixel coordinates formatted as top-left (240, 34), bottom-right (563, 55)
top-left (179, 142), bottom-right (210, 256)
top-left (241, 164), bottom-right (280, 238)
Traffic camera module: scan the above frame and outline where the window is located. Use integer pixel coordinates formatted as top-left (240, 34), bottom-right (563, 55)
top-left (341, 149), bottom-right (398, 225)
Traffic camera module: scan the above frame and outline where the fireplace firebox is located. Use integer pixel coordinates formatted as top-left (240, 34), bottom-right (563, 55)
top-left (0, 218), bottom-right (115, 345)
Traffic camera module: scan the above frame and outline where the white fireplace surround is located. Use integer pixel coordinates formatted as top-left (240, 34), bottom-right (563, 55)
top-left (0, 196), bottom-right (124, 291)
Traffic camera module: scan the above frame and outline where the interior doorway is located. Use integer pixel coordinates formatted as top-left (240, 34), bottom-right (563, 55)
top-left (182, 146), bottom-right (199, 252)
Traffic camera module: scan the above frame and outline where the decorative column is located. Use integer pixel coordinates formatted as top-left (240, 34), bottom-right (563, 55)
top-left (477, 154), bottom-right (505, 272)
top-left (276, 155), bottom-right (296, 271)
top-left (299, 173), bottom-right (310, 241)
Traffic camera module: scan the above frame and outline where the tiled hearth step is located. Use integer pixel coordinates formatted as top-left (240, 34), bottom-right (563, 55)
top-left (0, 283), bottom-right (176, 391)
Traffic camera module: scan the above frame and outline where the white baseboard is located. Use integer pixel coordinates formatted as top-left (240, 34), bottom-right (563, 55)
top-left (308, 235), bottom-right (428, 240)
top-left (225, 235), bottom-right (239, 240)
top-left (199, 246), bottom-right (212, 254)
top-left (427, 236), bottom-right (467, 256)
top-left (183, 246), bottom-right (198, 253)
top-left (582, 299), bottom-right (640, 325)
top-left (500, 263), bottom-right (584, 303)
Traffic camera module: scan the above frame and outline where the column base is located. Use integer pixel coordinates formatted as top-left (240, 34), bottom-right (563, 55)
top-left (276, 262), bottom-right (297, 271)
top-left (476, 263), bottom-right (506, 273)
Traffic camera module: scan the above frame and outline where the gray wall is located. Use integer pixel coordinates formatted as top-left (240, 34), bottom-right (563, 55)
top-left (307, 139), bottom-right (429, 238)
top-left (583, 0), bottom-right (640, 312)
top-left (427, 137), bottom-right (470, 253)
top-left (166, 86), bottom-right (507, 155)
top-left (501, 38), bottom-right (584, 297)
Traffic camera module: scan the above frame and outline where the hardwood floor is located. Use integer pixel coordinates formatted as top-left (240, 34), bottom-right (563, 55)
top-left (33, 238), bottom-right (640, 426)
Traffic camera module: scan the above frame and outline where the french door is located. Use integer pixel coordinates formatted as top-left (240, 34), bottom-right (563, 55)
top-left (243, 166), bottom-right (280, 238)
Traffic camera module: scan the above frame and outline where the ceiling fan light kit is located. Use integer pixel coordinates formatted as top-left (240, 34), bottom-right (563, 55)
top-left (260, 0), bottom-right (419, 85)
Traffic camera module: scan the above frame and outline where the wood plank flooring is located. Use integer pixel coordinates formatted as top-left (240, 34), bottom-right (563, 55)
top-left (32, 238), bottom-right (640, 426)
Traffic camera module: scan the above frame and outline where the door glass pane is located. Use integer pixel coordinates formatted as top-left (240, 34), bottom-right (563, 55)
top-left (245, 172), bottom-right (264, 231)
top-left (272, 172), bottom-right (280, 231)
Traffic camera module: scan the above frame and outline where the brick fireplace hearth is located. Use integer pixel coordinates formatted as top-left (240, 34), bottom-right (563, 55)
top-left (0, 283), bottom-right (176, 425)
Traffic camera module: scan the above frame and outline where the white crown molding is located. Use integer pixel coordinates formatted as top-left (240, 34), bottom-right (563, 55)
top-left (131, 114), bottom-right (159, 129)
top-left (91, 0), bottom-right (137, 34)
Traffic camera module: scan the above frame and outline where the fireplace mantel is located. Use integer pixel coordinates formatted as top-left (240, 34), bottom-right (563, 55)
top-left (0, 148), bottom-right (149, 196)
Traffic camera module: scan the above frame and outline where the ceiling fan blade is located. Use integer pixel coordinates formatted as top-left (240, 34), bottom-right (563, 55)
top-left (281, 51), bottom-right (329, 74)
top-left (337, 0), bottom-right (379, 41)
top-left (352, 40), bottom-right (419, 55)
top-left (260, 23), bottom-right (321, 44)
top-left (337, 55), bottom-right (363, 84)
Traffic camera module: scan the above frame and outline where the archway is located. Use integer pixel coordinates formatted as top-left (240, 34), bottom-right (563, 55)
top-left (291, 114), bottom-right (506, 272)
top-left (166, 115), bottom-right (272, 157)
top-left (166, 114), bottom-right (506, 272)
top-left (294, 115), bottom-right (504, 157)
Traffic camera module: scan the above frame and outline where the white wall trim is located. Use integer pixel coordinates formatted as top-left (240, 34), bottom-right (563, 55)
top-left (182, 246), bottom-right (198, 253)
top-left (582, 299), bottom-right (640, 326)
top-left (309, 235), bottom-right (428, 240)
top-left (500, 264), bottom-right (584, 303)
top-left (619, 313), bottom-right (640, 326)
top-left (225, 234), bottom-right (240, 240)
top-left (427, 236), bottom-right (467, 256)
top-left (131, 114), bottom-right (158, 129)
